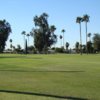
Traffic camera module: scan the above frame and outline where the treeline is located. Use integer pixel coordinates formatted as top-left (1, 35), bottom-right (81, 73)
top-left (0, 13), bottom-right (100, 54)
top-left (75, 33), bottom-right (100, 54)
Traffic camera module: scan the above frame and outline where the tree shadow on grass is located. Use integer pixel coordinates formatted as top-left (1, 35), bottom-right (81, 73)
top-left (0, 70), bottom-right (85, 73)
top-left (0, 56), bottom-right (26, 59)
top-left (0, 89), bottom-right (88, 100)
top-left (0, 56), bottom-right (42, 59)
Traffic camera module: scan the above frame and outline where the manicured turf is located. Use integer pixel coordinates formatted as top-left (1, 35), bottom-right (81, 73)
top-left (0, 54), bottom-right (100, 100)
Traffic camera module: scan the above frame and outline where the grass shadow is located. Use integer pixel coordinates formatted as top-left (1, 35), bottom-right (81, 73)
top-left (0, 70), bottom-right (85, 73)
top-left (0, 89), bottom-right (88, 100)
top-left (0, 55), bottom-right (42, 59)
top-left (0, 56), bottom-right (26, 59)
top-left (0, 56), bottom-right (42, 59)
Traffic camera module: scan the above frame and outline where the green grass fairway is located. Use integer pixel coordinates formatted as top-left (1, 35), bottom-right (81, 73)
top-left (0, 54), bottom-right (100, 100)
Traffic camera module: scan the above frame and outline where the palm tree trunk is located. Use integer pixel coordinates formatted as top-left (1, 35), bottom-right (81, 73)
top-left (24, 35), bottom-right (26, 52)
top-left (80, 23), bottom-right (82, 55)
top-left (86, 22), bottom-right (88, 54)
top-left (89, 36), bottom-right (91, 42)
top-left (23, 35), bottom-right (25, 47)
top-left (61, 39), bottom-right (63, 48)
top-left (63, 32), bottom-right (64, 49)
top-left (24, 35), bottom-right (25, 42)
top-left (25, 39), bottom-right (28, 54)
top-left (60, 39), bottom-right (61, 48)
top-left (28, 36), bottom-right (29, 47)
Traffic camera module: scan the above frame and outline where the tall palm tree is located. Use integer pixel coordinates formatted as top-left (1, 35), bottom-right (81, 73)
top-left (21, 31), bottom-right (26, 50)
top-left (76, 16), bottom-right (83, 55)
top-left (26, 34), bottom-right (30, 47)
top-left (61, 29), bottom-right (65, 49)
top-left (60, 35), bottom-right (63, 47)
top-left (30, 28), bottom-right (35, 47)
top-left (75, 42), bottom-right (80, 53)
top-left (88, 33), bottom-right (91, 42)
top-left (9, 39), bottom-right (13, 52)
top-left (82, 14), bottom-right (90, 54)
top-left (21, 31), bottom-right (26, 43)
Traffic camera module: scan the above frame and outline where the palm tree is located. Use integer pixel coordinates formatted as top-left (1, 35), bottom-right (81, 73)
top-left (26, 33), bottom-right (30, 47)
top-left (88, 33), bottom-right (91, 42)
top-left (30, 28), bottom-right (35, 48)
top-left (66, 42), bottom-right (69, 51)
top-left (21, 31), bottom-right (26, 46)
top-left (9, 39), bottom-right (13, 52)
top-left (21, 31), bottom-right (26, 53)
top-left (75, 42), bottom-right (80, 53)
top-left (61, 29), bottom-right (65, 49)
top-left (25, 39), bottom-right (28, 54)
top-left (76, 16), bottom-right (83, 55)
top-left (60, 35), bottom-right (63, 47)
top-left (82, 14), bottom-right (90, 54)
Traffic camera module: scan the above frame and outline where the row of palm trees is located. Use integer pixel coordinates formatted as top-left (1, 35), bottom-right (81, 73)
top-left (19, 14), bottom-right (90, 54)
top-left (21, 29), bottom-right (66, 50)
top-left (76, 14), bottom-right (90, 55)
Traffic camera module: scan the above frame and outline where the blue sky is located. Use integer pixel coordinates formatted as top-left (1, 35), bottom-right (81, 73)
top-left (0, 0), bottom-right (100, 49)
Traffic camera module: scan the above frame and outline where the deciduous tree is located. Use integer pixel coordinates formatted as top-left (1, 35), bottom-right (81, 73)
top-left (0, 19), bottom-right (11, 52)
top-left (33, 13), bottom-right (57, 53)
